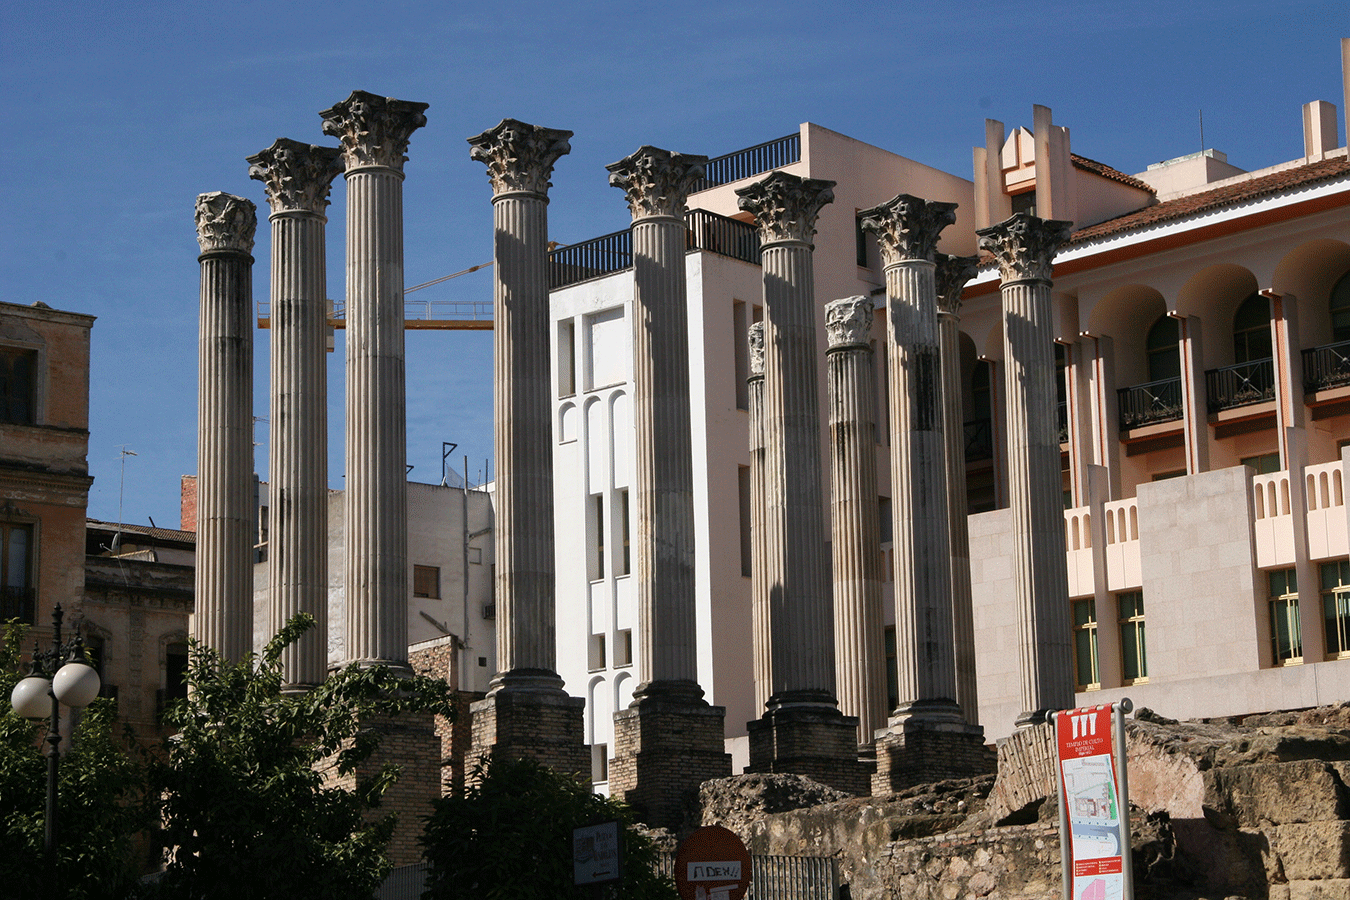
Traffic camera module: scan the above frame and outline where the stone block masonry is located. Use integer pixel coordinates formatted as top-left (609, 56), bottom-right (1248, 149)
top-left (409, 639), bottom-right (484, 796)
top-left (467, 689), bottom-right (588, 782)
top-left (872, 724), bottom-right (996, 795)
top-left (747, 707), bottom-right (869, 796)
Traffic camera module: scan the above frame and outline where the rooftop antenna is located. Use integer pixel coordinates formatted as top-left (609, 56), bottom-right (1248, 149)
top-left (1199, 108), bottom-right (1205, 151)
top-left (441, 442), bottom-right (458, 487)
top-left (112, 446), bottom-right (137, 555)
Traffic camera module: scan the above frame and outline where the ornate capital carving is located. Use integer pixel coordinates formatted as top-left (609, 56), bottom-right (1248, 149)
top-left (319, 90), bottom-right (428, 172)
top-left (748, 322), bottom-right (765, 377)
top-left (606, 146), bottom-right (708, 220)
top-left (247, 139), bottom-right (343, 215)
top-left (194, 192), bottom-right (256, 254)
top-left (858, 193), bottom-right (957, 266)
top-left (976, 213), bottom-right (1073, 283)
top-left (467, 118), bottom-right (573, 197)
top-left (934, 253), bottom-right (980, 317)
top-left (825, 296), bottom-right (874, 350)
top-left (735, 171), bottom-right (835, 246)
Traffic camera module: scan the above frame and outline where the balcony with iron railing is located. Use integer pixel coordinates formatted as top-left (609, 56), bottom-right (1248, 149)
top-left (0, 585), bottom-right (35, 624)
top-left (548, 209), bottom-right (760, 291)
top-left (688, 133), bottom-right (801, 193)
top-left (1206, 359), bottom-right (1275, 412)
top-left (1304, 340), bottom-right (1350, 393)
top-left (1118, 377), bottom-right (1183, 430)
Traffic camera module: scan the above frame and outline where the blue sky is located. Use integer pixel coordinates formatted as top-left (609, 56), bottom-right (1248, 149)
top-left (0, 1), bottom-right (1344, 527)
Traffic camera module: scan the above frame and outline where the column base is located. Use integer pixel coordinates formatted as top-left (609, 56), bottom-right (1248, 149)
top-left (871, 711), bottom-right (995, 795)
top-left (321, 710), bottom-right (440, 867)
top-left (468, 673), bottom-right (587, 782)
top-left (609, 680), bottom-right (731, 831)
top-left (746, 704), bottom-right (869, 795)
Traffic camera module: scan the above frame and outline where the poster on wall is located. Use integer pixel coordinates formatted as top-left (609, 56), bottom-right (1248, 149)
top-left (1053, 701), bottom-right (1134, 900)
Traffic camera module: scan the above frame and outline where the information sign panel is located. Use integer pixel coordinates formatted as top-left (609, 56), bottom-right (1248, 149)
top-left (574, 820), bottom-right (622, 886)
top-left (1054, 702), bottom-right (1133, 900)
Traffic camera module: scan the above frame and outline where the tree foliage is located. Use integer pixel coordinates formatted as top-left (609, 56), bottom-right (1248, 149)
top-left (0, 620), bottom-right (145, 900)
top-left (421, 756), bottom-right (677, 900)
top-left (140, 613), bottom-right (455, 900)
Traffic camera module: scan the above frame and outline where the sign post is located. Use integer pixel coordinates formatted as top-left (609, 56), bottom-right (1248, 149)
top-left (574, 820), bottom-right (623, 889)
top-left (674, 825), bottom-right (752, 900)
top-left (1052, 699), bottom-right (1134, 900)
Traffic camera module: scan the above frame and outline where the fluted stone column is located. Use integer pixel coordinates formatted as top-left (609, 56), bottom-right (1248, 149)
top-left (247, 139), bottom-right (343, 690)
top-left (977, 213), bottom-right (1076, 726)
top-left (737, 172), bottom-right (864, 794)
top-left (747, 323), bottom-right (770, 715)
top-left (465, 118), bottom-right (586, 778)
top-left (935, 254), bottom-right (981, 725)
top-left (862, 197), bottom-right (990, 793)
top-left (824, 296), bottom-right (887, 747)
top-left (321, 91), bottom-right (426, 671)
top-left (194, 192), bottom-right (257, 664)
top-left (605, 146), bottom-right (728, 829)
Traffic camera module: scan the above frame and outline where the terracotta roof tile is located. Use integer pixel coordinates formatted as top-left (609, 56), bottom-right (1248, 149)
top-left (1068, 155), bottom-right (1350, 246)
top-left (1070, 154), bottom-right (1155, 194)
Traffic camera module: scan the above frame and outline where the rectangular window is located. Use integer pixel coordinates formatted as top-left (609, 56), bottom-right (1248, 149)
top-left (558, 319), bottom-right (576, 397)
top-left (615, 629), bottom-right (633, 667)
top-left (617, 489), bottom-right (630, 577)
top-left (413, 564), bottom-right (440, 599)
top-left (854, 212), bottom-right (869, 267)
top-left (1073, 598), bottom-right (1100, 690)
top-left (588, 633), bottom-right (606, 672)
top-left (585, 308), bottom-right (627, 390)
top-left (1242, 452), bottom-right (1281, 475)
top-left (591, 742), bottom-right (609, 784)
top-left (0, 521), bottom-right (34, 624)
top-left (1117, 591), bottom-right (1147, 683)
top-left (738, 466), bottom-right (753, 577)
top-left (1322, 560), bottom-right (1350, 658)
top-left (589, 494), bottom-right (605, 582)
top-left (883, 626), bottom-right (898, 712)
top-left (878, 496), bottom-right (893, 545)
top-left (0, 347), bottom-right (36, 425)
top-left (1269, 568), bottom-right (1302, 665)
top-left (734, 301), bottom-right (751, 410)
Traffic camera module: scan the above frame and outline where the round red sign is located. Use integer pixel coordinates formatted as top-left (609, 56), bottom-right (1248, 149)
top-left (673, 825), bottom-right (752, 900)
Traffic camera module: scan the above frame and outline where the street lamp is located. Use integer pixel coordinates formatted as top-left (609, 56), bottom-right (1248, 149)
top-left (8, 603), bottom-right (102, 892)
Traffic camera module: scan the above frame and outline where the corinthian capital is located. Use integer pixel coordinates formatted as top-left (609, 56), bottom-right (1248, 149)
top-left (825, 296), bottom-right (874, 350)
top-left (467, 118), bottom-right (572, 197)
top-left (606, 146), bottom-right (708, 220)
top-left (195, 192), bottom-right (257, 254)
top-left (934, 253), bottom-right (980, 317)
top-left (735, 171), bottom-right (835, 246)
top-left (976, 213), bottom-right (1073, 283)
top-left (319, 91), bottom-right (428, 172)
top-left (748, 322), bottom-right (765, 377)
top-left (247, 139), bottom-right (344, 215)
top-left (858, 193), bottom-right (957, 266)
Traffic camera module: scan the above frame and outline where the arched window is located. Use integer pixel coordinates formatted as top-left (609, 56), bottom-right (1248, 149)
top-left (1233, 292), bottom-right (1272, 363)
top-left (1331, 270), bottom-right (1350, 343)
top-left (1146, 315), bottom-right (1180, 382)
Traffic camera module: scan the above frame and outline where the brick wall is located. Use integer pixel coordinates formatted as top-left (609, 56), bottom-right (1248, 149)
top-left (873, 726), bottom-right (997, 795)
top-left (179, 474), bottom-right (197, 532)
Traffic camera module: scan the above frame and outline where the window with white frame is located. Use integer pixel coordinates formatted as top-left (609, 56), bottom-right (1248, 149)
top-left (1269, 568), bottom-right (1302, 666)
top-left (1321, 560), bottom-right (1350, 658)
top-left (1073, 598), bottom-right (1100, 690)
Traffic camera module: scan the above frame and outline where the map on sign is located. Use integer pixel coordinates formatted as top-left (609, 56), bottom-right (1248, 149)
top-left (1062, 753), bottom-right (1121, 861)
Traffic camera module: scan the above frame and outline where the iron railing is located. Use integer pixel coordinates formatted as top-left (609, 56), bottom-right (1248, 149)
top-left (0, 585), bottom-right (35, 624)
top-left (1117, 377), bottom-right (1183, 429)
top-left (1206, 359), bottom-right (1275, 412)
top-left (550, 211), bottom-right (760, 290)
top-left (964, 419), bottom-right (993, 461)
top-left (1304, 340), bottom-right (1350, 393)
top-left (690, 133), bottom-right (802, 193)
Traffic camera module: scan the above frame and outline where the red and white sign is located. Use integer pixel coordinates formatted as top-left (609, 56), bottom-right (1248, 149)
top-left (1055, 705), bottom-right (1129, 900)
top-left (674, 826), bottom-right (752, 900)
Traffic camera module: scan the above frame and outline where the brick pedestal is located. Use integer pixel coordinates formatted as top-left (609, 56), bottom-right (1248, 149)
top-left (871, 715), bottom-right (995, 795)
top-left (467, 686), bottom-right (588, 781)
top-left (610, 683), bottom-right (730, 831)
top-left (747, 705), bottom-right (869, 796)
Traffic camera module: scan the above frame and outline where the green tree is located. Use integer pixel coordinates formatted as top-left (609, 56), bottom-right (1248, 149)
top-left (0, 621), bottom-right (145, 900)
top-left (141, 613), bottom-right (454, 900)
top-left (421, 756), bottom-right (677, 900)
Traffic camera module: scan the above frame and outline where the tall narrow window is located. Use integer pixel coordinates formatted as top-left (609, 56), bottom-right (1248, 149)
top-left (883, 626), bottom-right (898, 712)
top-left (1269, 569), bottom-right (1302, 665)
top-left (1117, 591), bottom-right (1147, 683)
top-left (0, 347), bottom-right (36, 425)
top-left (734, 301), bottom-right (750, 410)
top-left (1331, 271), bottom-right (1350, 343)
top-left (1322, 560), bottom-right (1350, 658)
top-left (738, 466), bottom-right (752, 577)
top-left (558, 319), bottom-right (576, 397)
top-left (591, 743), bottom-right (609, 784)
top-left (0, 522), bottom-right (34, 624)
top-left (1146, 315), bottom-right (1181, 382)
top-left (615, 629), bottom-right (633, 667)
top-left (166, 643), bottom-right (190, 703)
top-left (589, 494), bottom-right (605, 581)
top-left (1233, 292), bottom-right (1272, 363)
top-left (1073, 598), bottom-right (1100, 690)
top-left (588, 633), bottom-right (606, 671)
top-left (617, 489), bottom-right (630, 577)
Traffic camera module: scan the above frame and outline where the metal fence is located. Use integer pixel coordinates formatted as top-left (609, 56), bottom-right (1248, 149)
top-left (1304, 340), bottom-right (1350, 392)
top-left (658, 852), bottom-right (839, 900)
top-left (690, 133), bottom-right (803, 193)
top-left (1117, 377), bottom-right (1183, 430)
top-left (1205, 359), bottom-right (1275, 412)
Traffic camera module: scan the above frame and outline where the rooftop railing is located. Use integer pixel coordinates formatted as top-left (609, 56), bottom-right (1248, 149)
top-left (1206, 359), bottom-right (1275, 412)
top-left (1304, 340), bottom-right (1350, 393)
top-left (689, 133), bottom-right (802, 193)
top-left (549, 210), bottom-right (759, 290)
top-left (1118, 377), bottom-right (1183, 430)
